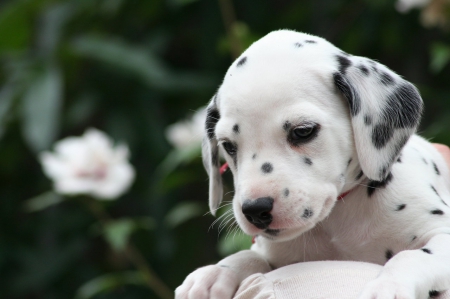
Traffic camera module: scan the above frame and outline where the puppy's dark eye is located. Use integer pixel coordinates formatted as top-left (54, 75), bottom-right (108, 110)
top-left (222, 141), bottom-right (237, 156)
top-left (288, 123), bottom-right (319, 145)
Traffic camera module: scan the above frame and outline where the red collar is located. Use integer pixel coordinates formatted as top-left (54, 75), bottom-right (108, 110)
top-left (220, 162), bottom-right (354, 201)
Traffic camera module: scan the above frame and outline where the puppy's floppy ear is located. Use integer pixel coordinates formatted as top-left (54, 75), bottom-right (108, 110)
top-left (202, 96), bottom-right (223, 216)
top-left (333, 55), bottom-right (423, 181)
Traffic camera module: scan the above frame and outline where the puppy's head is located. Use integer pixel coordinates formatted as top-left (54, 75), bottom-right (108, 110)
top-left (203, 30), bottom-right (423, 241)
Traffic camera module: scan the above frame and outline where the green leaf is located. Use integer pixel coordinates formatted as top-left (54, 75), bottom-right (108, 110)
top-left (21, 64), bottom-right (63, 152)
top-left (0, 1), bottom-right (31, 53)
top-left (71, 35), bottom-right (216, 91)
top-left (153, 143), bottom-right (201, 182)
top-left (0, 83), bottom-right (16, 140)
top-left (430, 43), bottom-right (450, 73)
top-left (23, 191), bottom-right (64, 212)
top-left (103, 218), bottom-right (155, 252)
top-left (75, 271), bottom-right (147, 299)
top-left (217, 231), bottom-right (252, 257)
top-left (164, 201), bottom-right (203, 228)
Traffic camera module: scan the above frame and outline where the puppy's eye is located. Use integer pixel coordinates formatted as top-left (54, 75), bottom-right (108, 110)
top-left (288, 123), bottom-right (319, 144)
top-left (222, 141), bottom-right (237, 156)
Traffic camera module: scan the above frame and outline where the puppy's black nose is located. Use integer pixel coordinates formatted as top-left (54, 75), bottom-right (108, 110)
top-left (242, 197), bottom-right (274, 229)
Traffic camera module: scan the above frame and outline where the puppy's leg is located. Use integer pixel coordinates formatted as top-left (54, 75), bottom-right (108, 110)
top-left (358, 234), bottom-right (450, 299)
top-left (175, 249), bottom-right (271, 299)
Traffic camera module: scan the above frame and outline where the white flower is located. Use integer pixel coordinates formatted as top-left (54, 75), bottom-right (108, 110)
top-left (165, 107), bottom-right (206, 149)
top-left (39, 128), bottom-right (135, 200)
top-left (396, 0), bottom-right (430, 12)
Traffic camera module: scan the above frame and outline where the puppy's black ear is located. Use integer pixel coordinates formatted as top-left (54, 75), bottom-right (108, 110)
top-left (333, 55), bottom-right (423, 181)
top-left (202, 97), bottom-right (223, 216)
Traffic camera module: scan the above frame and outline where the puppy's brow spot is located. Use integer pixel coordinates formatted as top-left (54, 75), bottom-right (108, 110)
top-left (261, 163), bottom-right (273, 174)
top-left (283, 121), bottom-right (291, 131)
top-left (284, 188), bottom-right (289, 197)
top-left (305, 40), bottom-right (317, 44)
top-left (304, 157), bottom-right (313, 165)
top-left (385, 249), bottom-right (393, 260)
top-left (294, 42), bottom-right (303, 47)
top-left (233, 124), bottom-right (240, 134)
top-left (237, 56), bottom-right (247, 67)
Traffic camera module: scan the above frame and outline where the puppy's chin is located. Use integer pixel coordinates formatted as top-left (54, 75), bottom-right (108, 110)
top-left (237, 219), bottom-right (318, 242)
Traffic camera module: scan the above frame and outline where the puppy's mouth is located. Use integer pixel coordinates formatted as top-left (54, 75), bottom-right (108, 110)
top-left (264, 228), bottom-right (280, 236)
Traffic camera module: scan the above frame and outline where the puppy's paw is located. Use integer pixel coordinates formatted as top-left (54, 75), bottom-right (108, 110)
top-left (358, 278), bottom-right (415, 299)
top-left (175, 264), bottom-right (240, 299)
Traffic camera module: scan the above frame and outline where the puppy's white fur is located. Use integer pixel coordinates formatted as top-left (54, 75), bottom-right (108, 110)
top-left (176, 30), bottom-right (450, 299)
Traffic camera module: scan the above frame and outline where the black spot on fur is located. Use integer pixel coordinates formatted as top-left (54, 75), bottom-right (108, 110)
top-left (237, 56), bottom-right (247, 67)
top-left (429, 290), bottom-right (440, 297)
top-left (284, 188), bottom-right (289, 197)
top-left (367, 172), bottom-right (393, 197)
top-left (333, 72), bottom-right (361, 116)
top-left (364, 115), bottom-right (372, 126)
top-left (302, 208), bottom-right (314, 219)
top-left (305, 40), bottom-right (317, 44)
top-left (396, 204), bottom-right (406, 211)
top-left (370, 83), bottom-right (422, 149)
top-left (356, 170), bottom-right (364, 180)
top-left (336, 55), bottom-right (352, 74)
top-left (304, 157), bottom-right (313, 165)
top-left (380, 72), bottom-right (395, 85)
top-left (433, 162), bottom-right (440, 175)
top-left (261, 163), bottom-right (273, 174)
top-left (385, 249), bottom-right (393, 260)
top-left (358, 65), bottom-right (369, 76)
top-left (397, 155), bottom-right (402, 163)
top-left (252, 154), bottom-right (257, 160)
top-left (294, 42), bottom-right (303, 47)
top-left (347, 158), bottom-right (352, 166)
top-left (205, 106), bottom-right (220, 140)
top-left (421, 248), bottom-right (432, 254)
top-left (412, 236), bottom-right (417, 241)
top-left (431, 209), bottom-right (444, 215)
top-left (233, 124), bottom-right (240, 134)
top-left (372, 124), bottom-right (395, 149)
top-left (219, 264), bottom-right (230, 268)
top-left (431, 185), bottom-right (439, 197)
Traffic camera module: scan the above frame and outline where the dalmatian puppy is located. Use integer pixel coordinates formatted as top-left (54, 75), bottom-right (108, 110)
top-left (175, 30), bottom-right (450, 299)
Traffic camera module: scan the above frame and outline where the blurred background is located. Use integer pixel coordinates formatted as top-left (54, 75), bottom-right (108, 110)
top-left (1, 0), bottom-right (450, 298)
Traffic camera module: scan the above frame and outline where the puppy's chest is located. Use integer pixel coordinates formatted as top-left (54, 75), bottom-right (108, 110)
top-left (322, 137), bottom-right (450, 264)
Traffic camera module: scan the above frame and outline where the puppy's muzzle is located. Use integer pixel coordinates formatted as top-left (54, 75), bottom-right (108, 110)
top-left (242, 197), bottom-right (274, 229)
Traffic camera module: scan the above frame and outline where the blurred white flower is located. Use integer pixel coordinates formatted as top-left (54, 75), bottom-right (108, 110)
top-left (396, 0), bottom-right (450, 28)
top-left (165, 107), bottom-right (206, 149)
top-left (396, 0), bottom-right (430, 12)
top-left (39, 128), bottom-right (135, 200)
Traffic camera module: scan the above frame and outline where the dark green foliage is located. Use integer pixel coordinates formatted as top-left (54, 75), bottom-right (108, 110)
top-left (1, 0), bottom-right (450, 298)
